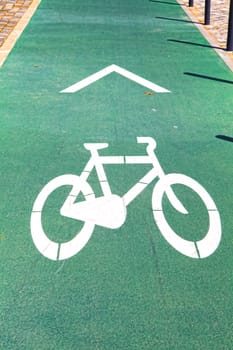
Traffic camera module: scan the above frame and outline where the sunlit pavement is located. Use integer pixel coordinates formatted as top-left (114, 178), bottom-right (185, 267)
top-left (0, 0), bottom-right (233, 348)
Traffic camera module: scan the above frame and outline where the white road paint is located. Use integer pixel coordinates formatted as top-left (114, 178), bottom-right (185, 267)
top-left (62, 195), bottom-right (126, 229)
top-left (31, 137), bottom-right (221, 260)
top-left (60, 64), bottom-right (170, 93)
top-left (152, 174), bottom-right (222, 259)
top-left (31, 175), bottom-right (95, 261)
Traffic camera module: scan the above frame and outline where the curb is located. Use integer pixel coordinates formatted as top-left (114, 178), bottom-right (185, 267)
top-left (0, 0), bottom-right (41, 68)
top-left (177, 0), bottom-right (233, 72)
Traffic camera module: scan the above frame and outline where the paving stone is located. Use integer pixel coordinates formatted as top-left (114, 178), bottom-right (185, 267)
top-left (0, 0), bottom-right (33, 48)
top-left (187, 0), bottom-right (230, 46)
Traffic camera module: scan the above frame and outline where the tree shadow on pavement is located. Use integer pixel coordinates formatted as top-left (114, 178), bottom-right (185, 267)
top-left (150, 0), bottom-right (184, 5)
top-left (216, 135), bottom-right (233, 143)
top-left (156, 16), bottom-right (199, 24)
top-left (168, 38), bottom-right (223, 50)
top-left (184, 72), bottom-right (233, 85)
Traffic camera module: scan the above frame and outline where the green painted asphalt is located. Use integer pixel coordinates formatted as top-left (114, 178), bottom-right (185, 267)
top-left (1, 0), bottom-right (233, 348)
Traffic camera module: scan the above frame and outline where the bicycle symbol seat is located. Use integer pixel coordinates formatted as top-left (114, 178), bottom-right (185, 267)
top-left (30, 137), bottom-right (221, 261)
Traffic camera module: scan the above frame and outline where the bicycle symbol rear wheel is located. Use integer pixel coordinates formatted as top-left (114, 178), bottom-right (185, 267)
top-left (30, 174), bottom-right (95, 261)
top-left (152, 174), bottom-right (221, 258)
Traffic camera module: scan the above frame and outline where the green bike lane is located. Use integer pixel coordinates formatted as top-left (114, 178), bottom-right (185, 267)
top-left (1, 0), bottom-right (233, 348)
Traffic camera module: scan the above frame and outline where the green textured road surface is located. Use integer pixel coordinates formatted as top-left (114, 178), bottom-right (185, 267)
top-left (1, 0), bottom-right (233, 349)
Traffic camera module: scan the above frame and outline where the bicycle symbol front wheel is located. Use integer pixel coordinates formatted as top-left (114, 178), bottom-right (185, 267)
top-left (152, 174), bottom-right (221, 258)
top-left (30, 174), bottom-right (95, 261)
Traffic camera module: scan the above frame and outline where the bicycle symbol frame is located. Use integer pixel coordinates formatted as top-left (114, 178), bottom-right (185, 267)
top-left (30, 137), bottom-right (221, 261)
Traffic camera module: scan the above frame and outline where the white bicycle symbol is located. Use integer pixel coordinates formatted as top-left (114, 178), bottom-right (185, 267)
top-left (30, 137), bottom-right (221, 261)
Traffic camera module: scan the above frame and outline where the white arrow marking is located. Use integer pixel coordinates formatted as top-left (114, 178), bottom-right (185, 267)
top-left (60, 64), bottom-right (170, 93)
